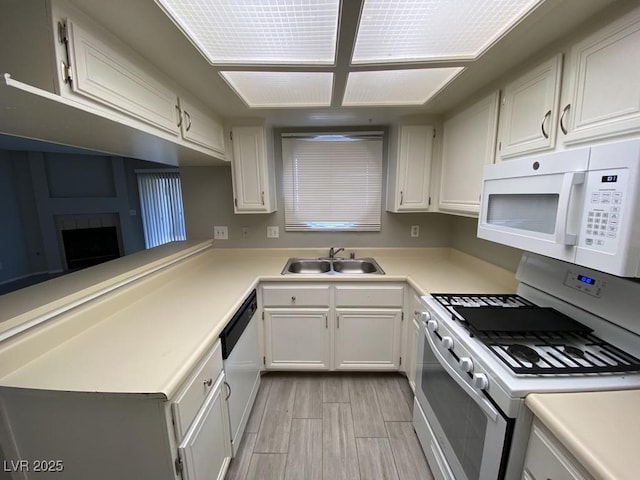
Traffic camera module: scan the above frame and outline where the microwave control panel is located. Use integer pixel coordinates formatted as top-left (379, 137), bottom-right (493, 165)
top-left (580, 168), bottom-right (627, 254)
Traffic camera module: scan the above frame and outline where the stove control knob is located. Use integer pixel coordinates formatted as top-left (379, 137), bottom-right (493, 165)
top-left (442, 336), bottom-right (454, 350)
top-left (426, 319), bottom-right (438, 332)
top-left (421, 311), bottom-right (431, 322)
top-left (459, 357), bottom-right (474, 373)
top-left (472, 373), bottom-right (489, 391)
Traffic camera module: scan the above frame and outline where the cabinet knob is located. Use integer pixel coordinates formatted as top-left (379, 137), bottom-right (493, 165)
top-left (203, 378), bottom-right (213, 387)
top-left (291, 296), bottom-right (296, 304)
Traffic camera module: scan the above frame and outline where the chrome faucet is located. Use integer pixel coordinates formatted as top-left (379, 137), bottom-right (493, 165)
top-left (328, 247), bottom-right (345, 259)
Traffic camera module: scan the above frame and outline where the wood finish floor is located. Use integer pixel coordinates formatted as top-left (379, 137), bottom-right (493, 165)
top-left (225, 372), bottom-right (434, 480)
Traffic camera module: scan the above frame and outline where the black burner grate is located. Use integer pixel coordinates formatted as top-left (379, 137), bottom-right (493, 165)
top-left (430, 293), bottom-right (640, 375)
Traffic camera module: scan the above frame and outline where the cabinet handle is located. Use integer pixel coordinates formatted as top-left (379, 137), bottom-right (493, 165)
top-left (291, 296), bottom-right (296, 304)
top-left (541, 109), bottom-right (551, 139)
top-left (337, 314), bottom-right (340, 328)
top-left (203, 378), bottom-right (213, 387)
top-left (261, 191), bottom-right (265, 205)
top-left (175, 105), bottom-right (182, 128)
top-left (224, 381), bottom-right (231, 400)
top-left (400, 191), bottom-right (404, 205)
top-left (325, 314), bottom-right (328, 329)
top-left (184, 110), bottom-right (192, 131)
top-left (560, 104), bottom-right (570, 135)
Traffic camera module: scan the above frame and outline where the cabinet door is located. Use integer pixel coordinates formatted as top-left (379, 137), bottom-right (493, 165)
top-left (264, 308), bottom-right (331, 370)
top-left (406, 316), bottom-right (421, 392)
top-left (439, 91), bottom-right (500, 216)
top-left (335, 308), bottom-right (402, 370)
top-left (178, 374), bottom-right (231, 480)
top-left (498, 55), bottom-right (562, 160)
top-left (66, 20), bottom-right (179, 135)
top-left (562, 7), bottom-right (640, 145)
top-left (392, 125), bottom-right (434, 211)
top-left (179, 98), bottom-right (226, 156)
top-left (231, 126), bottom-right (274, 213)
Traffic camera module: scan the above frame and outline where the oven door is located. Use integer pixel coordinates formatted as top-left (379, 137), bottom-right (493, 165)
top-left (477, 148), bottom-right (589, 263)
top-left (414, 318), bottom-right (509, 480)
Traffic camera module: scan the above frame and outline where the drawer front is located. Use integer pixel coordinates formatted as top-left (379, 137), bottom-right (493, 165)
top-left (523, 421), bottom-right (591, 480)
top-left (335, 285), bottom-right (404, 307)
top-left (262, 285), bottom-right (330, 307)
top-left (172, 340), bottom-right (224, 440)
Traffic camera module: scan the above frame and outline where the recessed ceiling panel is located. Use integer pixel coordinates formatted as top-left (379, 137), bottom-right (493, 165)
top-left (155, 0), bottom-right (340, 65)
top-left (352, 0), bottom-right (542, 64)
top-left (220, 71), bottom-right (334, 107)
top-left (342, 68), bottom-right (463, 106)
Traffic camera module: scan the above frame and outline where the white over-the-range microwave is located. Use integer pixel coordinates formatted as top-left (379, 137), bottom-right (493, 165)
top-left (478, 139), bottom-right (640, 278)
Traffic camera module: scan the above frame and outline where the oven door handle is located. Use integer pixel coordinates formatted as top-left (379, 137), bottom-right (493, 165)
top-left (423, 324), bottom-right (500, 422)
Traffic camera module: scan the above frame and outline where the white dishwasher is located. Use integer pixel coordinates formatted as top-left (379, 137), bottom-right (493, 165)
top-left (219, 290), bottom-right (261, 456)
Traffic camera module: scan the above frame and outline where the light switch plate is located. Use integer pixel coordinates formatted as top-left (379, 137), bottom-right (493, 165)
top-left (267, 226), bottom-right (279, 238)
top-left (213, 226), bottom-right (228, 240)
top-left (411, 225), bottom-right (420, 238)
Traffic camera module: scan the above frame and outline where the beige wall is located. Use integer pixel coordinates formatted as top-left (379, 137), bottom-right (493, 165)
top-left (450, 216), bottom-right (523, 272)
top-left (181, 165), bottom-right (453, 249)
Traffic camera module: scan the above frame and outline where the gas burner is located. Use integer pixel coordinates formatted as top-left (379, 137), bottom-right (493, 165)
top-left (507, 344), bottom-right (540, 364)
top-left (563, 345), bottom-right (586, 358)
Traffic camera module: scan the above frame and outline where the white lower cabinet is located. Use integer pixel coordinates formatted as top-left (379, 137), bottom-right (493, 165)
top-left (261, 283), bottom-right (404, 371)
top-left (335, 308), bottom-right (402, 370)
top-left (522, 420), bottom-right (593, 480)
top-left (264, 308), bottom-right (331, 369)
top-left (177, 373), bottom-right (231, 480)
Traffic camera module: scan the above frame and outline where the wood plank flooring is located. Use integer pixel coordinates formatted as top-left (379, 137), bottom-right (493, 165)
top-left (225, 373), bottom-right (433, 480)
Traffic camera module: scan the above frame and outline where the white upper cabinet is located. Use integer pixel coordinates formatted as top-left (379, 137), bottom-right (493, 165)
top-left (387, 125), bottom-right (434, 212)
top-left (177, 97), bottom-right (225, 156)
top-left (497, 54), bottom-right (563, 160)
top-left (561, 6), bottom-right (640, 145)
top-left (64, 19), bottom-right (180, 135)
top-left (231, 126), bottom-right (276, 213)
top-left (439, 91), bottom-right (500, 216)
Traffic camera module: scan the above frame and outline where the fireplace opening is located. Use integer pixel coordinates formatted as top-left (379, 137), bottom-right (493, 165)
top-left (61, 226), bottom-right (121, 271)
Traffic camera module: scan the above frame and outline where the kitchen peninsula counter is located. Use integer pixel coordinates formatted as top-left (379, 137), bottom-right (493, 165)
top-left (526, 390), bottom-right (640, 480)
top-left (0, 244), bottom-right (516, 398)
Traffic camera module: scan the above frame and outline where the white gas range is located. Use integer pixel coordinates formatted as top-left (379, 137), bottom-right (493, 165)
top-left (413, 252), bottom-right (640, 480)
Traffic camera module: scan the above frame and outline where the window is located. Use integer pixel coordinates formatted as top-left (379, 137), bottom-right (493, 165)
top-left (281, 132), bottom-right (383, 231)
top-left (136, 170), bottom-right (186, 248)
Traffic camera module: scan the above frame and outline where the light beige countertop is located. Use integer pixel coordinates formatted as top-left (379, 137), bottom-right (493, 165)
top-left (526, 390), bottom-right (640, 480)
top-left (0, 245), bottom-right (517, 398)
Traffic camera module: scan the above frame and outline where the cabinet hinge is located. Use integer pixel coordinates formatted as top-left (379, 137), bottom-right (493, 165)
top-left (498, 141), bottom-right (502, 151)
top-left (234, 198), bottom-right (238, 207)
top-left (399, 356), bottom-right (402, 366)
top-left (174, 454), bottom-right (184, 475)
top-left (401, 311), bottom-right (404, 321)
top-left (428, 196), bottom-right (431, 206)
top-left (432, 129), bottom-right (436, 139)
top-left (230, 131), bottom-right (233, 141)
top-left (263, 356), bottom-right (266, 365)
top-left (262, 311), bottom-right (264, 320)
top-left (57, 21), bottom-right (73, 85)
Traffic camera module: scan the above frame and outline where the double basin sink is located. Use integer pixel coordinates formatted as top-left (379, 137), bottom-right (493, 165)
top-left (282, 257), bottom-right (385, 275)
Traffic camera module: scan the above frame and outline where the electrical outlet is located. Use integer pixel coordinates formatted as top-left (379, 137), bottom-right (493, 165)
top-left (241, 227), bottom-right (249, 238)
top-left (213, 226), bottom-right (228, 240)
top-left (266, 226), bottom-right (279, 238)
top-left (411, 225), bottom-right (420, 238)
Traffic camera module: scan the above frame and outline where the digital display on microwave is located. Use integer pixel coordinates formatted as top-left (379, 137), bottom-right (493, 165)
top-left (578, 274), bottom-right (595, 285)
top-left (601, 175), bottom-right (618, 183)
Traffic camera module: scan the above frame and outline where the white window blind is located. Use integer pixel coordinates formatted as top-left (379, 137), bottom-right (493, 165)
top-left (282, 133), bottom-right (383, 231)
top-left (136, 170), bottom-right (186, 248)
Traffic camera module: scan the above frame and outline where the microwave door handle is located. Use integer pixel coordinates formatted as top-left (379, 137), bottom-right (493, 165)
top-left (422, 324), bottom-right (500, 422)
top-left (554, 171), bottom-right (586, 245)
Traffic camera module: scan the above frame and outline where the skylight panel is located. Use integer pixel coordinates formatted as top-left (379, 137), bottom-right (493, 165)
top-left (155, 0), bottom-right (340, 65)
top-left (342, 68), bottom-right (463, 106)
top-left (352, 0), bottom-right (542, 64)
top-left (220, 71), bottom-right (334, 107)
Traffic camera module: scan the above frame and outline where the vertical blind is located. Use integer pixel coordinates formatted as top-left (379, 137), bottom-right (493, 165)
top-left (136, 170), bottom-right (186, 248)
top-left (282, 133), bottom-right (383, 231)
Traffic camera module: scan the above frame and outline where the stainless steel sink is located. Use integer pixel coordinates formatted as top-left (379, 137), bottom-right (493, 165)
top-left (282, 257), bottom-right (384, 275)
